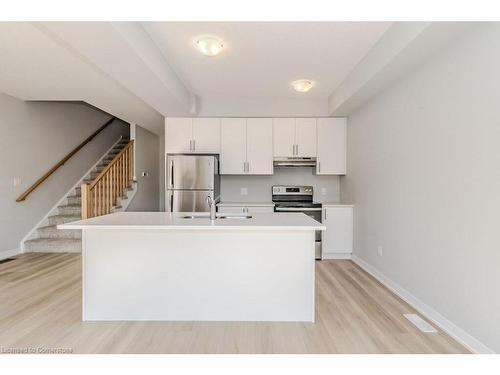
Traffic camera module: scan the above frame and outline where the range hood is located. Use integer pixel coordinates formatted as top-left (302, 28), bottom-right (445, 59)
top-left (273, 157), bottom-right (317, 168)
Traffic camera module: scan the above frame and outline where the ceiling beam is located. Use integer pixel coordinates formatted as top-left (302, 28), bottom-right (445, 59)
top-left (39, 22), bottom-right (195, 117)
top-left (328, 22), bottom-right (478, 116)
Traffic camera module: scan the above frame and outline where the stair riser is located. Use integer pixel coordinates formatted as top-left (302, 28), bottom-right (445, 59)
top-left (48, 216), bottom-right (81, 226)
top-left (58, 206), bottom-right (81, 215)
top-left (37, 228), bottom-right (82, 239)
top-left (67, 196), bottom-right (81, 205)
top-left (24, 242), bottom-right (81, 253)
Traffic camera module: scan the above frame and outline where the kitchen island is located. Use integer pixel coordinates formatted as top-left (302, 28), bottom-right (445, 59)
top-left (59, 212), bottom-right (324, 322)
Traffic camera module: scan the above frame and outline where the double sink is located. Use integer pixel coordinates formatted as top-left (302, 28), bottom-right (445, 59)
top-left (180, 214), bottom-right (252, 220)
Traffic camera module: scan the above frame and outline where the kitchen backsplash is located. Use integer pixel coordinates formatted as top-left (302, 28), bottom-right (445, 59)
top-left (220, 167), bottom-right (340, 203)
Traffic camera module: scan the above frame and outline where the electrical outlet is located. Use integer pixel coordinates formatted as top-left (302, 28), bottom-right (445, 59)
top-left (321, 187), bottom-right (327, 196)
top-left (141, 171), bottom-right (149, 177)
top-left (377, 245), bottom-right (383, 257)
top-left (240, 187), bottom-right (248, 196)
top-left (13, 177), bottom-right (21, 187)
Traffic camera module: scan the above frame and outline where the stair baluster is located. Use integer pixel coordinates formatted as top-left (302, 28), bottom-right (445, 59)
top-left (81, 140), bottom-right (134, 219)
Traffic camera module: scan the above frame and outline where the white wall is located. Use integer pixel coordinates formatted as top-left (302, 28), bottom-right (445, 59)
top-left (221, 168), bottom-right (340, 203)
top-left (341, 23), bottom-right (500, 353)
top-left (127, 125), bottom-right (160, 211)
top-left (197, 95), bottom-right (329, 117)
top-left (0, 92), bottom-right (129, 254)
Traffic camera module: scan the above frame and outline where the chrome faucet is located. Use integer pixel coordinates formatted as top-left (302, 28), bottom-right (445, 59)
top-left (206, 195), bottom-right (216, 221)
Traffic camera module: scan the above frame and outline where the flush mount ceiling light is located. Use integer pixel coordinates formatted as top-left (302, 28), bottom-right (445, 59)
top-left (291, 79), bottom-right (315, 93)
top-left (195, 35), bottom-right (224, 57)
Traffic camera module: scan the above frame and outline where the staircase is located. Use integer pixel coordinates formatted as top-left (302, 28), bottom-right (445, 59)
top-left (24, 138), bottom-right (135, 253)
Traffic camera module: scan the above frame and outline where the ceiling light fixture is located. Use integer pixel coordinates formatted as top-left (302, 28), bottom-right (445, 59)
top-left (195, 35), bottom-right (224, 57)
top-left (291, 79), bottom-right (315, 93)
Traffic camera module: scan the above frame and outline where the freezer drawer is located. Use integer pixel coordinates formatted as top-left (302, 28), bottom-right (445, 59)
top-left (167, 190), bottom-right (215, 212)
top-left (167, 154), bottom-right (217, 190)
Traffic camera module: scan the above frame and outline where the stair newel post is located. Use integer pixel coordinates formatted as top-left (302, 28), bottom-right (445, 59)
top-left (126, 147), bottom-right (129, 185)
top-left (122, 153), bottom-right (125, 192)
top-left (81, 183), bottom-right (91, 219)
top-left (107, 172), bottom-right (110, 214)
top-left (130, 142), bottom-right (134, 183)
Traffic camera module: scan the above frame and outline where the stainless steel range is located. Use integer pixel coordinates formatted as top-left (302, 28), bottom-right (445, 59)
top-left (272, 185), bottom-right (323, 260)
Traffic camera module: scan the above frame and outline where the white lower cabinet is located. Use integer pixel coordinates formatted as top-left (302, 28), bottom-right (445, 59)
top-left (217, 205), bottom-right (274, 214)
top-left (322, 206), bottom-right (353, 259)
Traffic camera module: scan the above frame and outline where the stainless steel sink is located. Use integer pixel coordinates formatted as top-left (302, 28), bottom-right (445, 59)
top-left (217, 215), bottom-right (252, 219)
top-left (179, 214), bottom-right (252, 220)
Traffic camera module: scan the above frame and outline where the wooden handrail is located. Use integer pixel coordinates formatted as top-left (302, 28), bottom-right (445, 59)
top-left (81, 140), bottom-right (134, 219)
top-left (90, 140), bottom-right (133, 189)
top-left (16, 116), bottom-right (116, 202)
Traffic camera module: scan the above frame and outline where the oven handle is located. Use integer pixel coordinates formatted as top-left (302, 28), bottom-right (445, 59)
top-left (275, 207), bottom-right (322, 212)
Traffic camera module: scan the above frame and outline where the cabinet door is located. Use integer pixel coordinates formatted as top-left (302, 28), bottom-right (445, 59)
top-left (165, 118), bottom-right (192, 153)
top-left (246, 118), bottom-right (273, 175)
top-left (322, 207), bottom-right (353, 255)
top-left (295, 118), bottom-right (317, 157)
top-left (220, 118), bottom-right (246, 174)
top-left (193, 118), bottom-right (220, 153)
top-left (273, 118), bottom-right (295, 157)
top-left (317, 118), bottom-right (346, 175)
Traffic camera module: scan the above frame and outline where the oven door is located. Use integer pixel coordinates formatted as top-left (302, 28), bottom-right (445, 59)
top-left (274, 206), bottom-right (322, 259)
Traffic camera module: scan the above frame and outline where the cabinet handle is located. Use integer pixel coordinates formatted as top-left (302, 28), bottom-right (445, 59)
top-left (189, 139), bottom-right (192, 151)
top-left (246, 161), bottom-right (250, 173)
top-left (318, 160), bottom-right (321, 173)
top-left (324, 208), bottom-right (327, 220)
top-left (193, 139), bottom-right (196, 151)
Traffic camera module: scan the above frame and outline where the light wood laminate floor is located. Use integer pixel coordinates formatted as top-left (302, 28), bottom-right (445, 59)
top-left (0, 253), bottom-right (467, 354)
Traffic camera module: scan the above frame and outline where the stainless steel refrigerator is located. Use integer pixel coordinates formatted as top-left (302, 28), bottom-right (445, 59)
top-left (166, 154), bottom-right (220, 212)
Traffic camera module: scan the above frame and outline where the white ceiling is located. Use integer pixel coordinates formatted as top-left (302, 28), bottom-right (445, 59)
top-left (0, 22), bottom-right (164, 133)
top-left (143, 22), bottom-right (392, 100)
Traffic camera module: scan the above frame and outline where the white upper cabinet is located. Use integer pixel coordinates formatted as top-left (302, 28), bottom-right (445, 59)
top-left (165, 118), bottom-right (220, 154)
top-left (246, 118), bottom-right (273, 175)
top-left (273, 118), bottom-right (295, 157)
top-left (295, 118), bottom-right (317, 157)
top-left (192, 118), bottom-right (220, 153)
top-left (221, 118), bottom-right (246, 174)
top-left (166, 117), bottom-right (346, 176)
top-left (273, 118), bottom-right (317, 157)
top-left (165, 118), bottom-right (192, 153)
top-left (316, 118), bottom-right (346, 175)
top-left (221, 118), bottom-right (273, 175)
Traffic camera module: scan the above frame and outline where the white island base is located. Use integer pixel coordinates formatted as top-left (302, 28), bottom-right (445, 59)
top-left (61, 212), bottom-right (323, 322)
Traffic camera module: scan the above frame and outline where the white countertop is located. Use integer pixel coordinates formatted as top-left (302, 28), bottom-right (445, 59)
top-left (217, 201), bottom-right (275, 207)
top-left (320, 202), bottom-right (354, 207)
top-left (59, 212), bottom-right (325, 231)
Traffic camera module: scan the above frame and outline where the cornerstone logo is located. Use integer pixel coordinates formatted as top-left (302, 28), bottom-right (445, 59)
top-left (0, 346), bottom-right (73, 354)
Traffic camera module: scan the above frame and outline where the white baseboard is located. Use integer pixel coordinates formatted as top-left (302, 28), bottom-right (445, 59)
top-left (351, 255), bottom-right (495, 354)
top-left (0, 248), bottom-right (21, 260)
top-left (322, 252), bottom-right (352, 260)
